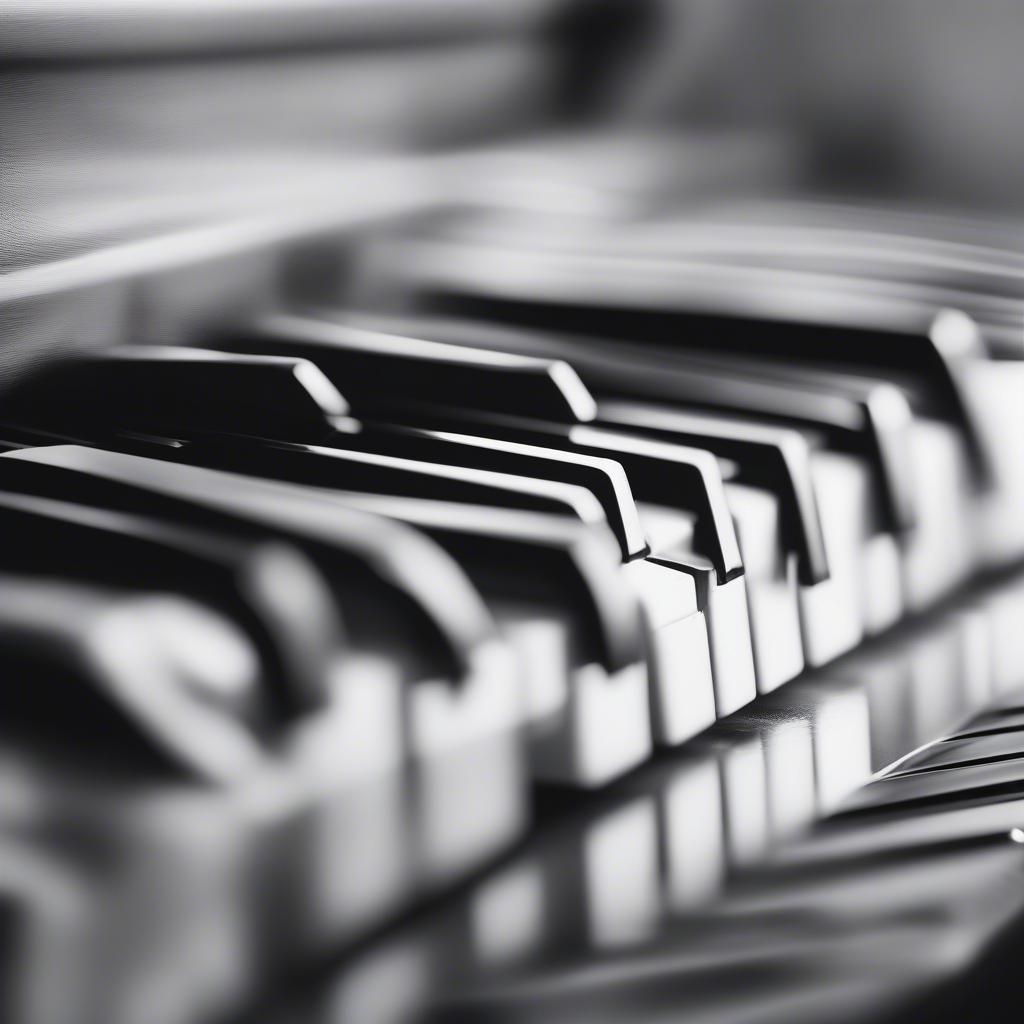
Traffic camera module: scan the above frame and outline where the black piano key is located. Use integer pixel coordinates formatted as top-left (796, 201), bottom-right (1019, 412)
top-left (0, 575), bottom-right (266, 783)
top-left (153, 433), bottom-right (609, 529)
top-left (218, 313), bottom-right (597, 424)
top-left (324, 424), bottom-right (650, 563)
top-left (0, 489), bottom-right (339, 722)
top-left (5, 346), bottom-right (346, 441)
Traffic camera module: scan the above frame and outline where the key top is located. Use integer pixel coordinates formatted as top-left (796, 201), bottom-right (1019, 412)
top-left (158, 434), bottom-right (608, 531)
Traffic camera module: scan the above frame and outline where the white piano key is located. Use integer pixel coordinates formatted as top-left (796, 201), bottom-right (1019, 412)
top-left (531, 662), bottom-right (651, 789)
top-left (901, 419), bottom-right (977, 611)
top-left (407, 638), bottom-right (527, 885)
top-left (968, 361), bottom-right (1024, 566)
top-left (497, 606), bottom-right (571, 731)
top-left (797, 452), bottom-right (867, 666)
top-left (724, 482), bottom-right (804, 693)
top-left (702, 571), bottom-right (758, 716)
top-left (285, 653), bottom-right (410, 939)
top-left (624, 558), bottom-right (717, 746)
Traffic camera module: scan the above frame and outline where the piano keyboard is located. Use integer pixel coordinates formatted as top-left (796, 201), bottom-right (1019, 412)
top-left (1, 190), bottom-right (1023, 1024)
top-left (4, 0), bottom-right (1024, 1017)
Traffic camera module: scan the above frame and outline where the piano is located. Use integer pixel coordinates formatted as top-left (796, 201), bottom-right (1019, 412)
top-left (2, 2), bottom-right (1024, 1022)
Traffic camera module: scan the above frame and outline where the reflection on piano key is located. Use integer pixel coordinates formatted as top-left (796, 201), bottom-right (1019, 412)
top-left (583, 797), bottom-right (660, 950)
top-left (470, 859), bottom-right (546, 970)
top-left (659, 756), bottom-right (727, 911)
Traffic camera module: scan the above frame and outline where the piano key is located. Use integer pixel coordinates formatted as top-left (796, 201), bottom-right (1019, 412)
top-left (0, 576), bottom-right (265, 784)
top-left (217, 312), bottom-right (598, 424)
top-left (724, 483), bottom-right (806, 691)
top-left (6, 345), bottom-right (347, 441)
top-left (346, 424), bottom-right (649, 562)
top-left (0, 489), bottom-right (340, 722)
top-left (963, 358), bottom-right (1024, 565)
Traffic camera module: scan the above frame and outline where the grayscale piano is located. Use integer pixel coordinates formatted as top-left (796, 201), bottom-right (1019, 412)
top-left (2, 2), bottom-right (1024, 1022)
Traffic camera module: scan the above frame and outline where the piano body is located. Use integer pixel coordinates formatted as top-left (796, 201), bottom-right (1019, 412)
top-left (1, 2), bottom-right (1023, 1022)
